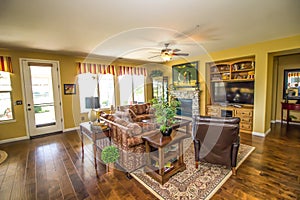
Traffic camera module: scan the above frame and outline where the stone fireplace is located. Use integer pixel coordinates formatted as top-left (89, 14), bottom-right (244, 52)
top-left (169, 90), bottom-right (200, 118)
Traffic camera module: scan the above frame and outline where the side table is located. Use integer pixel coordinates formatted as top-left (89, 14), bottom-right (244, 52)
top-left (281, 102), bottom-right (300, 126)
top-left (80, 122), bottom-right (110, 171)
top-left (142, 130), bottom-right (190, 185)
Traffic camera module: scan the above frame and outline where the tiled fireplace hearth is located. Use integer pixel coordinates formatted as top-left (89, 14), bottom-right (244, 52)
top-left (170, 90), bottom-right (200, 118)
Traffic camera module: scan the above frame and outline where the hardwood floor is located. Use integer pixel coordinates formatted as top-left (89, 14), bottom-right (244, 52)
top-left (0, 123), bottom-right (299, 200)
top-left (213, 123), bottom-right (300, 200)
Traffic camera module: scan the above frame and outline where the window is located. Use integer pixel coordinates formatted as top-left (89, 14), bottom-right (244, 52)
top-left (78, 73), bottom-right (115, 113)
top-left (0, 71), bottom-right (13, 121)
top-left (133, 74), bottom-right (145, 103)
top-left (98, 74), bottom-right (115, 108)
top-left (118, 74), bottom-right (145, 105)
top-left (119, 75), bottom-right (133, 105)
top-left (78, 73), bottom-right (98, 113)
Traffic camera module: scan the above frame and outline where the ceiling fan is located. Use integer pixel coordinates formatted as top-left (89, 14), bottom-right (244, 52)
top-left (149, 43), bottom-right (189, 62)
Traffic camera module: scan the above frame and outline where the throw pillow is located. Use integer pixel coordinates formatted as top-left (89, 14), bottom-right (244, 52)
top-left (129, 105), bottom-right (138, 114)
top-left (126, 123), bottom-right (142, 136)
top-left (136, 104), bottom-right (146, 115)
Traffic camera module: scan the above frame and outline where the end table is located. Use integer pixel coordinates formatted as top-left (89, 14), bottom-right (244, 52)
top-left (80, 122), bottom-right (110, 171)
top-left (142, 130), bottom-right (190, 185)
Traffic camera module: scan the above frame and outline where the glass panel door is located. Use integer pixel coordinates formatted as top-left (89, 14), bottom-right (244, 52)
top-left (30, 66), bottom-right (56, 127)
top-left (21, 59), bottom-right (63, 137)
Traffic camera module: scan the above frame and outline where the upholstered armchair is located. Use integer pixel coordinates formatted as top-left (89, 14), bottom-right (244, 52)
top-left (192, 115), bottom-right (240, 175)
top-left (128, 103), bottom-right (154, 122)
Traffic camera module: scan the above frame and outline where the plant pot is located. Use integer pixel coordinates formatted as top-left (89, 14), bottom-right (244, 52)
top-left (161, 127), bottom-right (173, 137)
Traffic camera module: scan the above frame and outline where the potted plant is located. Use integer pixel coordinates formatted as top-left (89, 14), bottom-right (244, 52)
top-left (101, 145), bottom-right (120, 173)
top-left (151, 97), bottom-right (181, 136)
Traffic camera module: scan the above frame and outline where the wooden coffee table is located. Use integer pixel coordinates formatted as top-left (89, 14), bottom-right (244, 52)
top-left (142, 128), bottom-right (190, 185)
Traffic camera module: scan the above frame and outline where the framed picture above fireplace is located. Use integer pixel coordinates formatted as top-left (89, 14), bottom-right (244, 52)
top-left (172, 61), bottom-right (199, 88)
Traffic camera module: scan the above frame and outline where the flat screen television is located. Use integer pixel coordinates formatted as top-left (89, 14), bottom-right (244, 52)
top-left (211, 82), bottom-right (254, 105)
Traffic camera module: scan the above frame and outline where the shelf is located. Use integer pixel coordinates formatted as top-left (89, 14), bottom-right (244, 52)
top-left (148, 159), bottom-right (180, 174)
top-left (231, 78), bottom-right (255, 82)
top-left (211, 80), bottom-right (231, 82)
top-left (150, 150), bottom-right (178, 163)
top-left (231, 68), bottom-right (254, 73)
top-left (210, 71), bottom-right (230, 74)
top-left (211, 79), bottom-right (254, 82)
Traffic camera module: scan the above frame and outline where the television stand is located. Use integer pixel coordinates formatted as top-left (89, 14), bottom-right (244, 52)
top-left (207, 104), bottom-right (254, 134)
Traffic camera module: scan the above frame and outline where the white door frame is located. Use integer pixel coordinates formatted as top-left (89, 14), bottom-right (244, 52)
top-left (20, 58), bottom-right (64, 137)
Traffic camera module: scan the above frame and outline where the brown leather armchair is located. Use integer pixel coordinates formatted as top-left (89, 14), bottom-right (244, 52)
top-left (192, 115), bottom-right (240, 175)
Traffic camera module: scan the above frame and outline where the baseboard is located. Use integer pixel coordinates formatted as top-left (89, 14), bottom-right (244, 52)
top-left (265, 128), bottom-right (271, 136)
top-left (273, 120), bottom-right (300, 125)
top-left (0, 127), bottom-right (79, 144)
top-left (252, 128), bottom-right (270, 137)
top-left (63, 126), bottom-right (79, 132)
top-left (0, 136), bottom-right (29, 144)
top-left (252, 132), bottom-right (265, 137)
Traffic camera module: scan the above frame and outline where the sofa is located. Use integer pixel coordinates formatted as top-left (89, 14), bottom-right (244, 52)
top-left (114, 103), bottom-right (154, 122)
top-left (192, 115), bottom-right (240, 175)
top-left (100, 114), bottom-right (157, 175)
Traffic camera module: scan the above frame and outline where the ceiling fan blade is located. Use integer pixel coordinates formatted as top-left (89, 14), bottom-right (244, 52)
top-left (149, 51), bottom-right (161, 54)
top-left (172, 49), bottom-right (181, 52)
top-left (173, 53), bottom-right (189, 56)
top-left (172, 25), bottom-right (201, 39)
top-left (162, 48), bottom-right (172, 52)
top-left (148, 55), bottom-right (161, 59)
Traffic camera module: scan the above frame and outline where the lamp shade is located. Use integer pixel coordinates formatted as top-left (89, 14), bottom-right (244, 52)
top-left (85, 97), bottom-right (100, 109)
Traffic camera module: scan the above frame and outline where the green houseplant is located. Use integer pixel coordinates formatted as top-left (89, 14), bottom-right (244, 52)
top-left (101, 146), bottom-right (120, 173)
top-left (151, 97), bottom-right (181, 136)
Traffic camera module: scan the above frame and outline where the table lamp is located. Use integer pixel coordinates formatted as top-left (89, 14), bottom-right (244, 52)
top-left (85, 97), bottom-right (100, 122)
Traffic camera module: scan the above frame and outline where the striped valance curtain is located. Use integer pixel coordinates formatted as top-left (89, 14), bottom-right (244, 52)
top-left (118, 66), bottom-right (147, 76)
top-left (78, 62), bottom-right (147, 76)
top-left (77, 62), bottom-right (116, 75)
top-left (0, 56), bottom-right (13, 73)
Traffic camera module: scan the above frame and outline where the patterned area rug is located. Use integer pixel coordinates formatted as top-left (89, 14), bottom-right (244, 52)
top-left (0, 150), bottom-right (8, 164)
top-left (131, 141), bottom-right (255, 200)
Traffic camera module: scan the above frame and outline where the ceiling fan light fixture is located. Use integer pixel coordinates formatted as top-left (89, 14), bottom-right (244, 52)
top-left (161, 53), bottom-right (172, 61)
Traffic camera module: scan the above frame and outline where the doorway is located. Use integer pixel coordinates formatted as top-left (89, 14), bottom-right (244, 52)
top-left (20, 58), bottom-right (63, 137)
top-left (272, 51), bottom-right (300, 123)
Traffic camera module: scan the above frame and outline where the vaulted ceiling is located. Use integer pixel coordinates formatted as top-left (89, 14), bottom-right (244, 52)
top-left (0, 0), bottom-right (299, 63)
